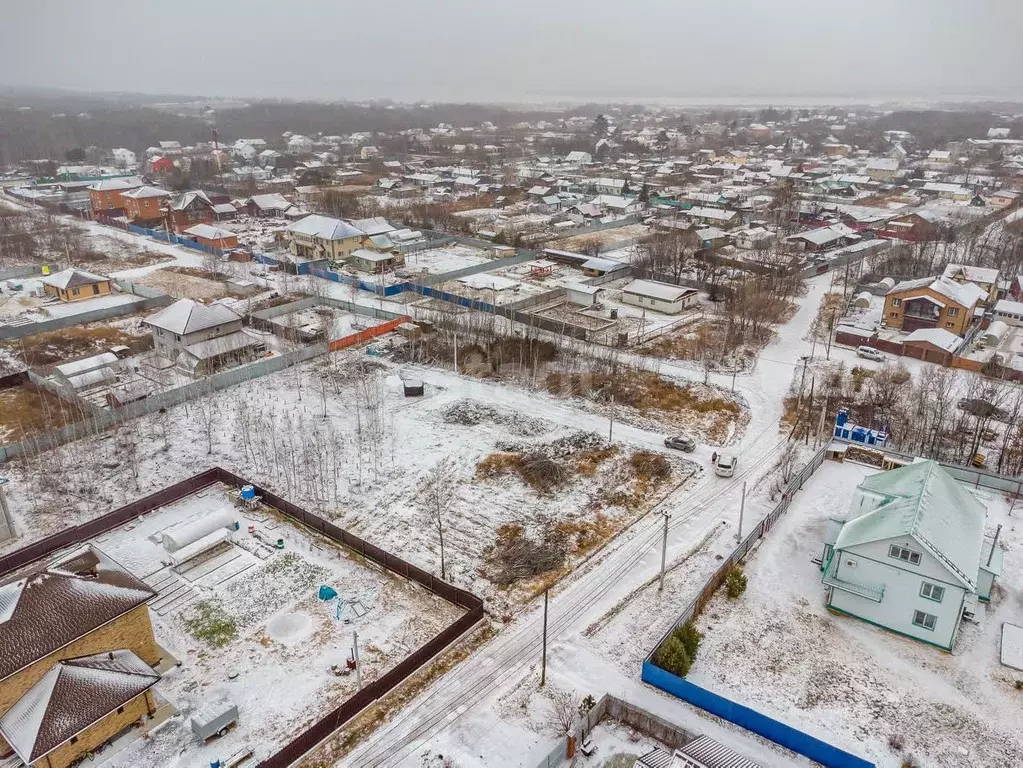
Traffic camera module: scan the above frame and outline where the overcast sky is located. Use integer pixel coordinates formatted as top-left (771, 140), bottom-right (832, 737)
top-left (3, 0), bottom-right (1021, 104)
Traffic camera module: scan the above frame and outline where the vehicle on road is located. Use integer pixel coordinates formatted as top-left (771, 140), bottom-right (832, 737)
top-left (714, 453), bottom-right (738, 477)
top-left (664, 434), bottom-right (696, 452)
top-left (855, 345), bottom-right (885, 362)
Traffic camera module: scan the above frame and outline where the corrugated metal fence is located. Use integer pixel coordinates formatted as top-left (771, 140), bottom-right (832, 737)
top-left (0, 468), bottom-right (485, 768)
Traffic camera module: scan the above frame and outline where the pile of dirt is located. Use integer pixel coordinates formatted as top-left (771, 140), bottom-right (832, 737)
top-left (442, 398), bottom-right (550, 436)
top-left (495, 430), bottom-right (608, 458)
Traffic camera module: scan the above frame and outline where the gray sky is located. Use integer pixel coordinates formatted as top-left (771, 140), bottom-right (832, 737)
top-left (3, 0), bottom-right (1021, 104)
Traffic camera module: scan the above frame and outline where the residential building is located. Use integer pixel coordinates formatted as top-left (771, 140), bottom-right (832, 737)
top-left (149, 156), bottom-right (174, 174)
top-left (620, 279), bottom-right (698, 315)
top-left (882, 212), bottom-right (940, 242)
top-left (564, 150), bottom-right (592, 165)
top-left (864, 157), bottom-right (900, 182)
top-left (922, 182), bottom-right (971, 201)
top-left (348, 247), bottom-right (404, 274)
top-left (246, 193), bottom-right (294, 218)
top-left (39, 268), bottom-right (113, 303)
top-left (882, 276), bottom-right (985, 335)
top-left (940, 263), bottom-right (1000, 305)
top-left (144, 298), bottom-right (263, 375)
top-left (111, 148), bottom-right (136, 167)
top-left (681, 206), bottom-right (738, 228)
top-left (594, 177), bottom-right (627, 195)
top-left (181, 223), bottom-right (239, 251)
top-left (164, 190), bottom-right (216, 232)
top-left (88, 177), bottom-right (143, 214)
top-left (821, 461), bottom-right (1001, 651)
top-left (0, 546), bottom-right (162, 768)
top-left (285, 214), bottom-right (364, 261)
top-left (121, 185), bottom-right (171, 224)
top-left (992, 298), bottom-right (1023, 327)
top-left (785, 223), bottom-right (860, 252)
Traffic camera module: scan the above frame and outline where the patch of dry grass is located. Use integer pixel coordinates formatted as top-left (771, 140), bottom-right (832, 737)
top-left (0, 325), bottom-right (148, 367)
top-left (0, 384), bottom-right (79, 442)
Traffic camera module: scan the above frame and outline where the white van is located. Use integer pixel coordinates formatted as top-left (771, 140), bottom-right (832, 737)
top-left (856, 345), bottom-right (885, 362)
top-left (714, 453), bottom-right (738, 477)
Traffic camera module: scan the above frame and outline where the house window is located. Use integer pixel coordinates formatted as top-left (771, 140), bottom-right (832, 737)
top-left (889, 545), bottom-right (921, 565)
top-left (92, 284), bottom-right (100, 295)
top-left (947, 307), bottom-right (959, 317)
top-left (912, 609), bottom-right (937, 631)
top-left (892, 298), bottom-right (902, 307)
top-left (117, 706), bottom-right (125, 714)
top-left (890, 311), bottom-right (899, 318)
top-left (72, 287), bottom-right (80, 296)
top-left (920, 582), bottom-right (945, 602)
top-left (70, 736), bottom-right (78, 744)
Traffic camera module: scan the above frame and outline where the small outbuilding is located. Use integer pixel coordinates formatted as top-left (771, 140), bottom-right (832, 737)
top-left (39, 268), bottom-right (112, 303)
top-left (620, 279), bottom-right (698, 315)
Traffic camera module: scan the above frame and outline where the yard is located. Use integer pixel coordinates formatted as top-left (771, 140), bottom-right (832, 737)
top-left (96, 484), bottom-right (462, 768)
top-left (685, 459), bottom-right (1023, 768)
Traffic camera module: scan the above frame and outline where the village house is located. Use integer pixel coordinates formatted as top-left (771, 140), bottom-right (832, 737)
top-left (992, 298), bottom-right (1023, 327)
top-left (111, 148), bottom-right (136, 167)
top-left (347, 247), bottom-right (404, 274)
top-left (593, 177), bottom-right (628, 195)
top-left (181, 223), bottom-right (239, 251)
top-left (921, 182), bottom-right (972, 202)
top-left (0, 546), bottom-right (162, 768)
top-left (882, 276), bottom-right (985, 336)
top-left (881, 211), bottom-right (941, 242)
top-left (681, 206), bottom-right (738, 229)
top-left (39, 268), bottom-right (113, 303)
top-left (87, 177), bottom-right (143, 215)
top-left (620, 279), bottom-right (699, 315)
top-left (144, 298), bottom-right (263, 375)
top-left (164, 190), bottom-right (216, 232)
top-left (940, 263), bottom-right (1000, 305)
top-left (120, 185), bottom-right (171, 224)
top-left (821, 461), bottom-right (1001, 651)
top-left (246, 193), bottom-right (294, 218)
top-left (786, 223), bottom-right (860, 252)
top-left (864, 158), bottom-right (900, 182)
top-left (149, 156), bottom-right (174, 174)
top-left (285, 214), bottom-right (364, 262)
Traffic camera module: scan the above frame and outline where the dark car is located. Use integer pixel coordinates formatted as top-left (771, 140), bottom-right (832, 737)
top-left (664, 434), bottom-right (696, 452)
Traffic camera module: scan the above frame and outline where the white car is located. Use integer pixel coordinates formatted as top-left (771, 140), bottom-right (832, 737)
top-left (856, 345), bottom-right (885, 362)
top-left (714, 453), bottom-right (738, 477)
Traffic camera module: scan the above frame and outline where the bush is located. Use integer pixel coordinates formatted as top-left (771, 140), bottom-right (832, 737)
top-left (888, 733), bottom-right (906, 752)
top-left (630, 450), bottom-right (671, 481)
top-left (725, 566), bottom-right (748, 599)
top-left (653, 620), bottom-right (703, 677)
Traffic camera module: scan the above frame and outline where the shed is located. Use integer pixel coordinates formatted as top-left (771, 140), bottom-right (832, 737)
top-left (620, 279), bottom-right (699, 315)
top-left (403, 378), bottom-right (424, 397)
top-left (565, 283), bottom-right (602, 308)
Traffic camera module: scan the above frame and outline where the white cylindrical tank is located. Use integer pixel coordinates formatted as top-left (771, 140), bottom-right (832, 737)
top-left (162, 509), bottom-right (237, 552)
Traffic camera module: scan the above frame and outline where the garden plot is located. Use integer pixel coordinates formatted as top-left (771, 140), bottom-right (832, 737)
top-left (268, 305), bottom-right (389, 342)
top-left (399, 243), bottom-right (497, 277)
top-left (686, 459), bottom-right (1023, 768)
top-left (140, 267), bottom-right (228, 301)
top-left (97, 483), bottom-right (462, 768)
top-left (221, 215), bottom-right (290, 251)
top-left (0, 314), bottom-right (150, 369)
top-left (552, 224), bottom-right (651, 254)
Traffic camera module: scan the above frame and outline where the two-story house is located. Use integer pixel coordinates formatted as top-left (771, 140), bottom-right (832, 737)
top-left (285, 214), bottom-right (365, 262)
top-left (820, 461), bottom-right (1001, 651)
top-left (144, 298), bottom-right (263, 375)
top-left (0, 546), bottom-right (162, 768)
top-left (940, 263), bottom-right (1000, 306)
top-left (882, 276), bottom-right (986, 336)
top-left (121, 185), bottom-right (171, 225)
top-left (87, 177), bottom-right (143, 216)
top-left (164, 190), bottom-right (217, 233)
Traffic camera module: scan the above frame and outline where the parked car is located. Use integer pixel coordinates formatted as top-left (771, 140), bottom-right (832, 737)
top-left (664, 434), bottom-right (696, 452)
top-left (714, 453), bottom-right (738, 477)
top-left (855, 345), bottom-right (885, 362)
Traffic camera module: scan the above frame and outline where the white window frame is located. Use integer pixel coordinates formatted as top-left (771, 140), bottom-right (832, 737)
top-left (889, 544), bottom-right (921, 565)
top-left (912, 609), bottom-right (937, 631)
top-left (920, 582), bottom-right (945, 602)
top-left (947, 306), bottom-right (960, 317)
top-left (892, 298), bottom-right (902, 307)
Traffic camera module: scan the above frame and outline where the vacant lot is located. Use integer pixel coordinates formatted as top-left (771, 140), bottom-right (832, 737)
top-left (0, 383), bottom-right (80, 442)
top-left (0, 321), bottom-right (149, 368)
top-left (141, 267), bottom-right (226, 300)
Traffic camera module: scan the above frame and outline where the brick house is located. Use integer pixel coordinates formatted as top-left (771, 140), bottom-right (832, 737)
top-left (882, 212), bottom-right (940, 242)
top-left (121, 185), bottom-right (171, 225)
top-left (285, 214), bottom-right (364, 261)
top-left (882, 276), bottom-right (985, 336)
top-left (0, 547), bottom-right (161, 767)
top-left (87, 177), bottom-right (143, 216)
top-left (940, 263), bottom-right (1000, 305)
top-left (181, 223), bottom-right (239, 251)
top-left (164, 190), bottom-right (216, 233)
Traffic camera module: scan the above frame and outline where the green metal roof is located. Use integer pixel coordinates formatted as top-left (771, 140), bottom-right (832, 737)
top-left (834, 461), bottom-right (985, 591)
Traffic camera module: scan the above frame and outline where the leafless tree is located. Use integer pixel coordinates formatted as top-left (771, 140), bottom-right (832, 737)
top-left (421, 457), bottom-right (456, 580)
top-left (545, 689), bottom-right (577, 735)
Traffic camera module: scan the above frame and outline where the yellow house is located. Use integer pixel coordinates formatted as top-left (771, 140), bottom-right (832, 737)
top-left (39, 268), bottom-right (113, 303)
top-left (883, 276), bottom-right (985, 336)
top-left (941, 263), bottom-right (1000, 305)
top-left (284, 214), bottom-right (365, 262)
top-left (0, 547), bottom-right (161, 768)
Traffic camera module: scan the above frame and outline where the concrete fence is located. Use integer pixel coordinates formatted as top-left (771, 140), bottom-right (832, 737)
top-left (0, 263), bottom-right (61, 281)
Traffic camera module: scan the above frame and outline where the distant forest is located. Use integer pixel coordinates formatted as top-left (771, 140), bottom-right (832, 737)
top-left (0, 89), bottom-right (606, 163)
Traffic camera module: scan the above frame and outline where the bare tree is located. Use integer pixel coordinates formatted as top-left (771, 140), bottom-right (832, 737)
top-left (421, 457), bottom-right (456, 580)
top-left (545, 689), bottom-right (577, 735)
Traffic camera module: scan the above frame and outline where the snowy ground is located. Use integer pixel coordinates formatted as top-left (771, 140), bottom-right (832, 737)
top-left (90, 483), bottom-right (460, 768)
top-left (687, 459), bottom-right (1023, 768)
top-left (400, 244), bottom-right (496, 276)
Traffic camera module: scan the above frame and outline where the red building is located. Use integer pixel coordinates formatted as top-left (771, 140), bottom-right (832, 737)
top-left (163, 190), bottom-right (216, 232)
top-left (150, 156), bottom-right (174, 173)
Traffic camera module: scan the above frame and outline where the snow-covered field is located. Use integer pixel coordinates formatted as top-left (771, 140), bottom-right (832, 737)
top-left (400, 243), bottom-right (496, 276)
top-left (688, 459), bottom-right (1023, 768)
top-left (90, 483), bottom-right (461, 768)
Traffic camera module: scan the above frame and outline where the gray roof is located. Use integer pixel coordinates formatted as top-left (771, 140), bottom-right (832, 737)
top-left (0, 649), bottom-right (159, 763)
top-left (678, 736), bottom-right (763, 768)
top-left (144, 298), bottom-right (241, 335)
top-left (285, 213), bottom-right (364, 240)
top-left (834, 460), bottom-right (986, 590)
top-left (39, 268), bottom-right (110, 291)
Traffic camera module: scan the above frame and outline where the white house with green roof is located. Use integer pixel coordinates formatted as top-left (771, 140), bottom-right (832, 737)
top-left (820, 460), bottom-right (1002, 651)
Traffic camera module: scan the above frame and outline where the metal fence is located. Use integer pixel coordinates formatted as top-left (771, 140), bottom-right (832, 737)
top-left (0, 263), bottom-right (61, 281)
top-left (0, 468), bottom-right (485, 768)
top-left (646, 446), bottom-right (826, 658)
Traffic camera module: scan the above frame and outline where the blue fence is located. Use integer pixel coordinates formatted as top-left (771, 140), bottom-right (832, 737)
top-left (308, 267), bottom-right (409, 297)
top-left (408, 283), bottom-right (497, 313)
top-left (641, 662), bottom-right (874, 768)
top-left (127, 224), bottom-right (227, 257)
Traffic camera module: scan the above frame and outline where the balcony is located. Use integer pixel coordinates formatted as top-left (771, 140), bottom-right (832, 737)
top-left (822, 554), bottom-right (886, 602)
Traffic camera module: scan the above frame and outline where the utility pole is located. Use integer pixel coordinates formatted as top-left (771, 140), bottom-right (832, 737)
top-left (731, 358), bottom-right (737, 392)
top-left (453, 332), bottom-right (458, 371)
top-left (608, 393), bottom-right (615, 443)
top-left (805, 376), bottom-right (815, 446)
top-left (825, 310), bottom-right (835, 360)
top-left (540, 588), bottom-right (549, 687)
top-left (658, 509), bottom-right (671, 591)
top-left (737, 481), bottom-right (746, 541)
top-left (353, 630), bottom-right (362, 690)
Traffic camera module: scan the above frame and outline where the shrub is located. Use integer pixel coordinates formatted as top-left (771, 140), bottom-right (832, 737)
top-left (653, 633), bottom-right (692, 677)
top-left (725, 566), bottom-right (748, 599)
top-left (677, 619), bottom-right (703, 658)
top-left (888, 733), bottom-right (906, 752)
top-left (630, 450), bottom-right (671, 481)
